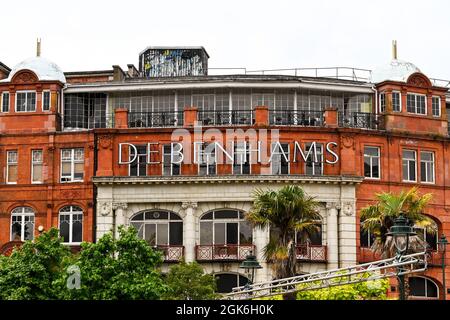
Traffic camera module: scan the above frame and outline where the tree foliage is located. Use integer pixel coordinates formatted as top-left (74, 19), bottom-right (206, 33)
top-left (162, 261), bottom-right (217, 300)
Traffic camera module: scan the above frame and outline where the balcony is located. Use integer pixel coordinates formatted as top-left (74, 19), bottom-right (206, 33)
top-left (195, 244), bottom-right (255, 262)
top-left (338, 112), bottom-right (383, 130)
top-left (197, 110), bottom-right (254, 126)
top-left (270, 110), bottom-right (324, 126)
top-left (296, 244), bottom-right (327, 262)
top-left (128, 111), bottom-right (184, 128)
top-left (153, 245), bottom-right (184, 262)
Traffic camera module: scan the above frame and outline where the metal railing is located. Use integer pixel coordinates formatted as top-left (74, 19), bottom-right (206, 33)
top-left (195, 244), bottom-right (255, 261)
top-left (153, 245), bottom-right (184, 262)
top-left (270, 110), bottom-right (324, 126)
top-left (128, 111), bottom-right (184, 128)
top-left (296, 244), bottom-right (327, 262)
top-left (338, 112), bottom-right (383, 130)
top-left (197, 110), bottom-right (254, 126)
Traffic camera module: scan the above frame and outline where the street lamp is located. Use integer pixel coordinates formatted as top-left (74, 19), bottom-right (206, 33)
top-left (239, 251), bottom-right (262, 291)
top-left (386, 214), bottom-right (416, 300)
top-left (438, 234), bottom-right (448, 300)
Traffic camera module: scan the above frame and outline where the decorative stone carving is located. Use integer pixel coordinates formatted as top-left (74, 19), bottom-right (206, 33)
top-left (326, 202), bottom-right (340, 210)
top-left (341, 135), bottom-right (355, 149)
top-left (341, 201), bottom-right (354, 216)
top-left (112, 202), bottom-right (128, 210)
top-left (98, 135), bottom-right (113, 150)
top-left (61, 190), bottom-right (80, 200)
top-left (12, 71), bottom-right (38, 84)
top-left (182, 202), bottom-right (198, 210)
top-left (407, 73), bottom-right (432, 88)
top-left (99, 202), bottom-right (111, 216)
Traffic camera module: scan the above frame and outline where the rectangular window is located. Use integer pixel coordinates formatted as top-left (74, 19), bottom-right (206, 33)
top-left (379, 93), bottom-right (386, 113)
top-left (198, 143), bottom-right (216, 175)
top-left (364, 146), bottom-right (380, 179)
top-left (233, 142), bottom-right (251, 175)
top-left (42, 91), bottom-right (51, 111)
top-left (129, 145), bottom-right (147, 177)
top-left (406, 94), bottom-right (426, 115)
top-left (402, 150), bottom-right (417, 182)
top-left (360, 219), bottom-right (375, 248)
top-left (1, 92), bottom-right (10, 112)
top-left (162, 144), bottom-right (181, 176)
top-left (271, 143), bottom-right (289, 175)
top-left (6, 151), bottom-right (18, 184)
top-left (432, 96), bottom-right (441, 117)
top-left (392, 92), bottom-right (401, 112)
top-left (61, 148), bottom-right (84, 182)
top-left (16, 91), bottom-right (36, 112)
top-left (305, 143), bottom-right (323, 176)
top-left (31, 150), bottom-right (43, 183)
top-left (420, 151), bottom-right (435, 183)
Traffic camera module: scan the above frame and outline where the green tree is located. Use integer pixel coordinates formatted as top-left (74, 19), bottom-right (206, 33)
top-left (162, 261), bottom-right (217, 300)
top-left (360, 187), bottom-right (436, 258)
top-left (59, 226), bottom-right (168, 300)
top-left (246, 185), bottom-right (321, 299)
top-left (0, 228), bottom-right (72, 300)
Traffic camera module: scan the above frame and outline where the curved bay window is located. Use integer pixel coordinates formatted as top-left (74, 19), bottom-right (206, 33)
top-left (408, 277), bottom-right (439, 300)
top-left (59, 206), bottom-right (83, 244)
top-left (130, 210), bottom-right (183, 261)
top-left (11, 207), bottom-right (35, 241)
top-left (197, 210), bottom-right (254, 261)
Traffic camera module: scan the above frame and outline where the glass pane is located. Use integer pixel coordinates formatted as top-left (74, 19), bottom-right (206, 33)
top-left (62, 162), bottom-right (71, 175)
top-left (409, 277), bottom-right (426, 297)
top-left (215, 274), bottom-right (238, 294)
top-left (144, 224), bottom-right (156, 245)
top-left (214, 210), bottom-right (238, 219)
top-left (60, 218), bottom-right (70, 243)
top-left (364, 157), bottom-right (371, 177)
top-left (24, 221), bottom-right (34, 240)
top-left (169, 212), bottom-right (182, 221)
top-left (201, 212), bottom-right (213, 220)
top-left (72, 218), bottom-right (83, 243)
top-left (11, 221), bottom-right (22, 241)
top-left (145, 211), bottom-right (168, 220)
top-left (214, 223), bottom-right (226, 244)
top-left (200, 221), bottom-right (213, 244)
top-left (74, 163), bottom-right (84, 179)
top-left (239, 221), bottom-right (252, 245)
top-left (226, 223), bottom-right (238, 245)
top-left (8, 165), bottom-right (17, 182)
top-left (426, 280), bottom-right (438, 297)
top-left (131, 213), bottom-right (144, 221)
top-left (169, 222), bottom-right (183, 245)
top-left (130, 222), bottom-right (144, 238)
top-left (33, 164), bottom-right (43, 182)
top-left (157, 223), bottom-right (168, 246)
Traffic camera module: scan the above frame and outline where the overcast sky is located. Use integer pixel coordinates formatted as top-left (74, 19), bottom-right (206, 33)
top-left (2, 0), bottom-right (450, 80)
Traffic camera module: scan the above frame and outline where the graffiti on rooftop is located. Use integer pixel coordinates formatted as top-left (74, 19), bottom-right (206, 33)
top-left (139, 48), bottom-right (208, 78)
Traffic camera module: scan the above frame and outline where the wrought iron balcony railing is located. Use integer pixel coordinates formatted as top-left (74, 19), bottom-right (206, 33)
top-left (270, 110), bottom-right (324, 126)
top-left (153, 245), bottom-right (184, 262)
top-left (195, 244), bottom-right (255, 261)
top-left (338, 112), bottom-right (383, 130)
top-left (128, 111), bottom-right (184, 128)
top-left (197, 110), bottom-right (254, 126)
top-left (296, 244), bottom-right (327, 262)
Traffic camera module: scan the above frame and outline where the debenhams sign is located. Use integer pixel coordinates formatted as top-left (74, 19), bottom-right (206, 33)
top-left (118, 141), bottom-right (339, 165)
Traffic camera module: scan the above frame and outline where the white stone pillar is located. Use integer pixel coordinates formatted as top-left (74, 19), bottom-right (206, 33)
top-left (113, 203), bottom-right (128, 239)
top-left (253, 225), bottom-right (270, 283)
top-left (326, 202), bottom-right (339, 269)
top-left (339, 201), bottom-right (357, 267)
top-left (97, 201), bottom-right (114, 240)
top-left (182, 201), bottom-right (198, 263)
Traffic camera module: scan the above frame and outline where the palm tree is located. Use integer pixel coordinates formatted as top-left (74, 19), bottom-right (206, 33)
top-left (360, 187), bottom-right (436, 258)
top-left (246, 185), bottom-right (321, 298)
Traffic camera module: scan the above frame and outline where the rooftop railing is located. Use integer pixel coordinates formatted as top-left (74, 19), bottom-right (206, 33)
top-left (197, 110), bottom-right (254, 126)
top-left (128, 111), bottom-right (183, 128)
top-left (338, 112), bottom-right (383, 130)
top-left (270, 110), bottom-right (324, 126)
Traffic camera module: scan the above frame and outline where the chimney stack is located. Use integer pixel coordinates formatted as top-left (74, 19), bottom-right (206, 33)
top-left (36, 38), bottom-right (41, 57)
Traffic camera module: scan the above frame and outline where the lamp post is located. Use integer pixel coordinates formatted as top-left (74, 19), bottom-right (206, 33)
top-left (386, 214), bottom-right (416, 301)
top-left (438, 234), bottom-right (448, 300)
top-left (239, 251), bottom-right (262, 291)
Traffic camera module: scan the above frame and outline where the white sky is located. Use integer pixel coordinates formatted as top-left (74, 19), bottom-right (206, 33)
top-left (2, 0), bottom-right (450, 80)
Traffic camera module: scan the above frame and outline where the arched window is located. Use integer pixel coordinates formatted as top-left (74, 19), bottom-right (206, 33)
top-left (414, 222), bottom-right (438, 251)
top-left (408, 277), bottom-right (439, 299)
top-left (11, 207), bottom-right (35, 241)
top-left (200, 210), bottom-right (252, 245)
top-left (295, 221), bottom-right (322, 246)
top-left (130, 210), bottom-right (183, 246)
top-left (59, 206), bottom-right (83, 244)
top-left (215, 273), bottom-right (249, 293)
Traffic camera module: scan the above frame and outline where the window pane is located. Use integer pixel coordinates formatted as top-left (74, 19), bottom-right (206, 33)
top-left (72, 215), bottom-right (83, 243)
top-left (33, 164), bottom-right (43, 182)
top-left (169, 222), bottom-right (183, 245)
top-left (144, 224), bottom-right (156, 245)
top-left (226, 223), bottom-right (238, 245)
top-left (60, 215), bottom-right (70, 243)
top-left (200, 221), bottom-right (213, 244)
top-left (8, 164), bottom-right (18, 183)
top-left (409, 277), bottom-right (426, 297)
top-left (11, 221), bottom-right (22, 241)
top-left (214, 223), bottom-right (226, 244)
top-left (157, 223), bottom-right (168, 246)
top-left (214, 210), bottom-right (238, 219)
top-left (24, 220), bottom-right (34, 240)
top-left (239, 221), bottom-right (252, 245)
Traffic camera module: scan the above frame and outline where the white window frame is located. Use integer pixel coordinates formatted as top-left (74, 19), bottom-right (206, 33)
top-left (406, 93), bottom-right (427, 115)
top-left (6, 150), bottom-right (18, 185)
top-left (431, 96), bottom-right (441, 117)
top-left (197, 143), bottom-right (217, 176)
top-left (402, 149), bottom-right (417, 183)
top-left (42, 90), bottom-right (51, 112)
top-left (59, 206), bottom-right (83, 245)
top-left (392, 91), bottom-right (402, 112)
top-left (379, 93), bottom-right (386, 113)
top-left (128, 145), bottom-right (147, 177)
top-left (10, 207), bottom-right (35, 241)
top-left (408, 276), bottom-right (439, 299)
top-left (420, 151), bottom-right (435, 184)
top-left (15, 90), bottom-right (37, 112)
top-left (232, 142), bottom-right (251, 175)
top-left (270, 142), bottom-right (290, 175)
top-left (60, 148), bottom-right (84, 183)
top-left (199, 210), bottom-right (250, 246)
top-left (1, 91), bottom-right (10, 112)
top-left (305, 143), bottom-right (323, 176)
top-left (31, 149), bottom-right (43, 184)
top-left (363, 146), bottom-right (381, 180)
top-left (162, 144), bottom-right (181, 176)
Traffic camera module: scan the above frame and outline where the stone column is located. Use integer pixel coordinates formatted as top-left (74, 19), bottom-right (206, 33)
top-left (113, 202), bottom-right (128, 239)
top-left (326, 202), bottom-right (339, 269)
top-left (253, 226), bottom-right (270, 283)
top-left (339, 201), bottom-right (357, 267)
top-left (182, 201), bottom-right (198, 263)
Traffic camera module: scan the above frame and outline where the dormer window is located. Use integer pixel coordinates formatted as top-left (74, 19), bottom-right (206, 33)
top-left (392, 91), bottom-right (401, 112)
top-left (42, 91), bottom-right (51, 111)
top-left (431, 96), bottom-right (441, 117)
top-left (406, 93), bottom-right (426, 115)
top-left (16, 91), bottom-right (36, 112)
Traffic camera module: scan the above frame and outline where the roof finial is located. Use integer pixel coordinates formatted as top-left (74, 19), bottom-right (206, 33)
top-left (36, 38), bottom-right (41, 57)
top-left (392, 40), bottom-right (397, 60)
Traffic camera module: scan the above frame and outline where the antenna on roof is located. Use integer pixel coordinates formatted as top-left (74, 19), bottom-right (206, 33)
top-left (36, 38), bottom-right (41, 57)
top-left (392, 40), bottom-right (397, 60)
